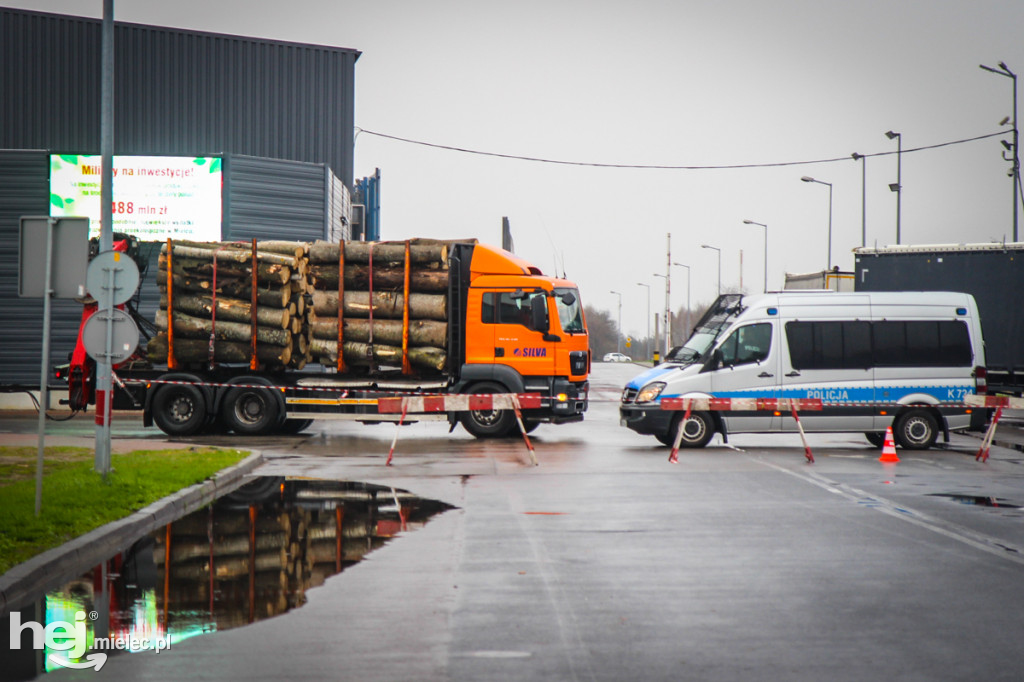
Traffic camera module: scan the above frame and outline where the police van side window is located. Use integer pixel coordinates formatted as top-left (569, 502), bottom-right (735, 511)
top-left (719, 323), bottom-right (771, 366)
top-left (874, 320), bottom-right (972, 367)
top-left (786, 320), bottom-right (972, 369)
top-left (786, 321), bottom-right (871, 370)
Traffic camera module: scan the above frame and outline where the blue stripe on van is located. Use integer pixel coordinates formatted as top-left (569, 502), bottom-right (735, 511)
top-left (658, 385), bottom-right (973, 404)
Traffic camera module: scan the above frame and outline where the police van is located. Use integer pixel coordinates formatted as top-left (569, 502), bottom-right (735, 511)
top-left (619, 291), bottom-right (987, 450)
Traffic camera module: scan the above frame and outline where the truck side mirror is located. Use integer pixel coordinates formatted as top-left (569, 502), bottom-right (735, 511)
top-left (530, 296), bottom-right (550, 332)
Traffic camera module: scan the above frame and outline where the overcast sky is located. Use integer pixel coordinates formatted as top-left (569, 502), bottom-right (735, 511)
top-left (9, 0), bottom-right (1024, 339)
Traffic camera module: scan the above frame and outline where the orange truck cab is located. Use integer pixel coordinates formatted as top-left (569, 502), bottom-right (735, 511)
top-left (450, 243), bottom-right (590, 436)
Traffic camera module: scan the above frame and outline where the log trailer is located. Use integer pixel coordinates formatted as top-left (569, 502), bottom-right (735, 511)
top-left (58, 238), bottom-right (590, 438)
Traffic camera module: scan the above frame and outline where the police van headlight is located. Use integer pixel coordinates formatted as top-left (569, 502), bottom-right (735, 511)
top-left (635, 382), bottom-right (666, 404)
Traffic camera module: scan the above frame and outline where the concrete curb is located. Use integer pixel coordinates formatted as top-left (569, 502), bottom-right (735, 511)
top-left (0, 450), bottom-right (265, 615)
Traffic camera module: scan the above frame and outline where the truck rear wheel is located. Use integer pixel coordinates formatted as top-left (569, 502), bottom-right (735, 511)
top-left (460, 381), bottom-right (517, 438)
top-left (152, 384), bottom-right (207, 437)
top-left (221, 386), bottom-right (280, 435)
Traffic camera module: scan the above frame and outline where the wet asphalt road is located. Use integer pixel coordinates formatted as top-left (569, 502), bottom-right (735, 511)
top-left (16, 363), bottom-right (1024, 681)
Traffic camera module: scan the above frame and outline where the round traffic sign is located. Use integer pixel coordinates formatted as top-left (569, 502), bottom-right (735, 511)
top-left (82, 308), bottom-right (140, 364)
top-left (86, 250), bottom-right (140, 309)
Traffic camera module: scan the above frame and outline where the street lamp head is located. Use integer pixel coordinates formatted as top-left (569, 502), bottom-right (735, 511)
top-left (885, 130), bottom-right (900, 140)
top-left (851, 152), bottom-right (863, 160)
top-left (1000, 116), bottom-right (1012, 126)
top-left (800, 176), bottom-right (814, 183)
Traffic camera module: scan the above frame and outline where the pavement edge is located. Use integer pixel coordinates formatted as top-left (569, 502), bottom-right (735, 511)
top-left (0, 450), bottom-right (265, 615)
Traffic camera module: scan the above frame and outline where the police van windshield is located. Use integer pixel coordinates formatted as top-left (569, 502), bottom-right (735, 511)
top-left (664, 294), bottom-right (744, 364)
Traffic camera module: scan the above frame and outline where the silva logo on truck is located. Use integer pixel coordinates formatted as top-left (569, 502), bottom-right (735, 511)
top-left (514, 347), bottom-right (548, 358)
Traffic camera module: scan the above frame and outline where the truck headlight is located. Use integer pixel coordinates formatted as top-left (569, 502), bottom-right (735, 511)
top-left (635, 382), bottom-right (665, 404)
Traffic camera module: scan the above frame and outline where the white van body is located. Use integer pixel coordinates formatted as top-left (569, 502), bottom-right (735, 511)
top-left (619, 292), bottom-right (986, 449)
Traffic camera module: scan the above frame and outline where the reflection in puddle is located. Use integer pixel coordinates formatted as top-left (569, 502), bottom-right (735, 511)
top-left (929, 493), bottom-right (1021, 508)
top-left (2, 478), bottom-right (452, 680)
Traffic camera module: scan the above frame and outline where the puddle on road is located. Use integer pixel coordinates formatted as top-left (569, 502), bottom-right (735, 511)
top-left (3, 477), bottom-right (453, 680)
top-left (929, 493), bottom-right (1021, 508)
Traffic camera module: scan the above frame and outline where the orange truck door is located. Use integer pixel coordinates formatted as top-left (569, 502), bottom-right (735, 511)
top-left (486, 290), bottom-right (555, 378)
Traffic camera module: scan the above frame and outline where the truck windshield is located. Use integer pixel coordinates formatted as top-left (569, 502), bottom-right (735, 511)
top-left (664, 294), bottom-right (744, 364)
top-left (554, 288), bottom-right (585, 334)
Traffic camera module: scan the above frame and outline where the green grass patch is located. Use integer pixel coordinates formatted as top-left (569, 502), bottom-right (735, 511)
top-left (0, 446), bottom-right (248, 574)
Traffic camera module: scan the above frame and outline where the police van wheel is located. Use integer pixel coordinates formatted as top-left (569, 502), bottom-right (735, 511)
top-left (894, 409), bottom-right (938, 450)
top-left (864, 432), bottom-right (885, 448)
top-left (656, 412), bottom-right (714, 448)
top-left (461, 381), bottom-right (517, 438)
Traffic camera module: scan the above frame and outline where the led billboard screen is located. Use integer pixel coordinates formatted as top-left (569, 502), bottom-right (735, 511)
top-left (49, 155), bottom-right (223, 241)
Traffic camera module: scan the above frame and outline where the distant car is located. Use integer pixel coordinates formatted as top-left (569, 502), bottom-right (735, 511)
top-left (603, 352), bottom-right (631, 363)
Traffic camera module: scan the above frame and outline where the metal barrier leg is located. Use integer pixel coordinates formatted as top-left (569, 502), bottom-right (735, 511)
top-left (790, 406), bottom-right (814, 463)
top-left (668, 403), bottom-right (692, 464)
top-left (385, 401), bottom-right (410, 467)
top-left (976, 406), bottom-right (1003, 463)
top-left (512, 396), bottom-right (538, 467)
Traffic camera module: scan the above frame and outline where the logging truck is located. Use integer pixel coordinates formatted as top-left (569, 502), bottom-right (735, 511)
top-left (60, 237), bottom-right (590, 438)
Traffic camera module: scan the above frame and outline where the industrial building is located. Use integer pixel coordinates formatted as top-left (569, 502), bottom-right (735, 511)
top-left (0, 7), bottom-right (372, 387)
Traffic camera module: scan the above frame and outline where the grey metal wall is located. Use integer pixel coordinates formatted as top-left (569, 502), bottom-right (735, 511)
top-left (0, 152), bottom-right (338, 387)
top-left (0, 151), bottom-right (84, 386)
top-left (1, 8), bottom-right (358, 187)
top-left (223, 155), bottom-right (329, 242)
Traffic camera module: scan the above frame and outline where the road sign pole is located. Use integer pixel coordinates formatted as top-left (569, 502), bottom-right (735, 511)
top-left (34, 220), bottom-right (56, 516)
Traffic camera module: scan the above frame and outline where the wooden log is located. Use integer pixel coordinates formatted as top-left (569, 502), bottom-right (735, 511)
top-left (155, 532), bottom-right (288, 564)
top-left (309, 339), bottom-right (446, 372)
top-left (158, 256), bottom-right (291, 285)
top-left (169, 511), bottom-right (290, 537)
top-left (311, 290), bottom-right (447, 321)
top-left (147, 334), bottom-right (292, 366)
top-left (160, 241), bottom-right (300, 268)
top-left (308, 264), bottom-right (449, 292)
top-left (308, 241), bottom-right (447, 266)
top-left (310, 317), bottom-right (447, 348)
top-left (160, 293), bottom-right (291, 329)
top-left (155, 310), bottom-right (292, 347)
top-left (157, 269), bottom-right (291, 307)
top-left (253, 240), bottom-right (308, 258)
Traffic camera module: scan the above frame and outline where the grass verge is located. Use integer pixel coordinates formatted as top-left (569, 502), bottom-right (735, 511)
top-left (0, 446), bottom-right (248, 574)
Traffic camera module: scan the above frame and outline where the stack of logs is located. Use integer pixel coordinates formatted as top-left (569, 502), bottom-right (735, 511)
top-left (148, 238), bottom-right (456, 374)
top-left (306, 239), bottom-right (450, 373)
top-left (151, 240), bottom-right (311, 369)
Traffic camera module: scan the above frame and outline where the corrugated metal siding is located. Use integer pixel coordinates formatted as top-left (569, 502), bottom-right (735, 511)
top-left (224, 155), bottom-right (327, 242)
top-left (0, 151), bottom-right (84, 386)
top-left (327, 170), bottom-right (351, 243)
top-left (1, 8), bottom-right (357, 187)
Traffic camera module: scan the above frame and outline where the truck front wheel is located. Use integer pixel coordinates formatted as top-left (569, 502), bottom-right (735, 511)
top-left (460, 381), bottom-right (517, 438)
top-left (221, 386), bottom-right (281, 435)
top-left (152, 384), bottom-right (207, 436)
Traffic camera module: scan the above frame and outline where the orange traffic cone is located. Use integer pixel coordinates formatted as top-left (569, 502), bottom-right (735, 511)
top-left (879, 426), bottom-right (900, 463)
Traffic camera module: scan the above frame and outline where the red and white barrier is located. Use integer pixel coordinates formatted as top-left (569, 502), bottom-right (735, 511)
top-left (965, 394), bottom-right (1024, 462)
top-left (379, 393), bottom-right (542, 467)
top-left (377, 393), bottom-right (542, 414)
top-left (660, 397), bottom-right (824, 413)
top-left (661, 396), bottom-right (823, 464)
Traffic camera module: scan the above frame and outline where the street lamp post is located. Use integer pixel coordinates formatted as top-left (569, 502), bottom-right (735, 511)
top-left (636, 282), bottom-right (651, 360)
top-left (671, 262), bottom-right (691, 339)
top-left (800, 176), bottom-right (834, 270)
top-left (741, 220), bottom-right (768, 292)
top-left (980, 61), bottom-right (1019, 241)
top-left (885, 131), bottom-right (902, 244)
top-left (701, 244), bottom-right (721, 296)
top-left (609, 290), bottom-right (622, 354)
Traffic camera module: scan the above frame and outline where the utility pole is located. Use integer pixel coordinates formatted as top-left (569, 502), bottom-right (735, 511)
top-left (664, 233), bottom-right (671, 355)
